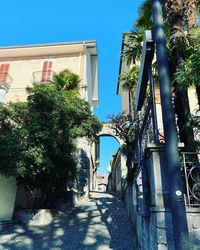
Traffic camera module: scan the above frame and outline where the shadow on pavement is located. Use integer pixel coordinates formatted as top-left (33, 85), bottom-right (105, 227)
top-left (0, 192), bottom-right (133, 250)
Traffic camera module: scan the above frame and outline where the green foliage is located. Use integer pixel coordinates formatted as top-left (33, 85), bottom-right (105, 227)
top-left (121, 30), bottom-right (143, 65)
top-left (52, 69), bottom-right (80, 93)
top-left (119, 66), bottom-right (139, 92)
top-left (0, 80), bottom-right (102, 205)
top-left (0, 102), bottom-right (29, 177)
top-left (174, 29), bottom-right (200, 88)
top-left (135, 0), bottom-right (152, 30)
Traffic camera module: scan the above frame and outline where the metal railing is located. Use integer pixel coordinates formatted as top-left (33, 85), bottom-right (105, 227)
top-left (134, 95), bottom-right (161, 162)
top-left (0, 73), bottom-right (13, 92)
top-left (181, 152), bottom-right (200, 207)
top-left (32, 71), bottom-right (56, 84)
top-left (136, 100), bottom-right (154, 161)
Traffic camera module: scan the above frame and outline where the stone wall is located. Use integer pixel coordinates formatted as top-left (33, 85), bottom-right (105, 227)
top-left (125, 143), bottom-right (200, 250)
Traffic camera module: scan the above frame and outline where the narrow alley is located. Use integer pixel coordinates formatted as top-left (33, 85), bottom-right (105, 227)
top-left (0, 192), bottom-right (134, 250)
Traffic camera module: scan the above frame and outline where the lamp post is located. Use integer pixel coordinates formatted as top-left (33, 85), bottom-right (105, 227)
top-left (152, 0), bottom-right (189, 249)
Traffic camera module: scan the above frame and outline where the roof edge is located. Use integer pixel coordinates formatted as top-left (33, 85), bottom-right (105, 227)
top-left (0, 40), bottom-right (97, 50)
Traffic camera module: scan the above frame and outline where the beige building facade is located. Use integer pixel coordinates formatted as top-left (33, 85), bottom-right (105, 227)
top-left (0, 41), bottom-right (98, 108)
top-left (0, 41), bottom-right (100, 216)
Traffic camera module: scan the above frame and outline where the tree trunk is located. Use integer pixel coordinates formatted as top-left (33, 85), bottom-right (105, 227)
top-left (184, 0), bottom-right (198, 29)
top-left (184, 0), bottom-right (200, 109)
top-left (164, 0), bottom-right (197, 151)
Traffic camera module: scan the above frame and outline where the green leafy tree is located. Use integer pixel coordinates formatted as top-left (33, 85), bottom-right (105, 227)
top-left (0, 77), bottom-right (101, 207)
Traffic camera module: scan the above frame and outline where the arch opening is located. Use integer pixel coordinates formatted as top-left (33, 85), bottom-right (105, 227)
top-left (92, 122), bottom-right (127, 193)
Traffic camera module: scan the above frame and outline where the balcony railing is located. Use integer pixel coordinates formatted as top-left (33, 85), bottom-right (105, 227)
top-left (0, 73), bottom-right (13, 92)
top-left (181, 152), bottom-right (200, 207)
top-left (32, 71), bottom-right (56, 84)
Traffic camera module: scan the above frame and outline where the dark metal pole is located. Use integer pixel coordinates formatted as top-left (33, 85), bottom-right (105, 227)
top-left (152, 1), bottom-right (189, 249)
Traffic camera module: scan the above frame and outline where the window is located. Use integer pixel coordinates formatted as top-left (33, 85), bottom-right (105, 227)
top-left (41, 61), bottom-right (52, 82)
top-left (0, 64), bottom-right (10, 83)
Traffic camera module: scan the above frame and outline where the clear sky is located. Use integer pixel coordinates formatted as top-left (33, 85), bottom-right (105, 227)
top-left (0, 0), bottom-right (143, 173)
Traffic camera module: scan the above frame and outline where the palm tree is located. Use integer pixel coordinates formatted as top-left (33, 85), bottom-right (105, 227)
top-left (120, 66), bottom-right (139, 92)
top-left (163, 0), bottom-right (199, 150)
top-left (121, 30), bottom-right (143, 65)
top-left (122, 0), bottom-right (199, 149)
top-left (119, 66), bottom-right (140, 115)
top-left (184, 0), bottom-right (200, 107)
top-left (184, 0), bottom-right (199, 29)
top-left (52, 69), bottom-right (80, 94)
top-left (135, 0), bottom-right (152, 30)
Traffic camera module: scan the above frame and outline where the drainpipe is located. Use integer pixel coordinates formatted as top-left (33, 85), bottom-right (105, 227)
top-left (152, 0), bottom-right (189, 249)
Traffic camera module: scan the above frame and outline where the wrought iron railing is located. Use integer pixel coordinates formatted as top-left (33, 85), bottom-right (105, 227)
top-left (136, 100), bottom-right (154, 161)
top-left (0, 73), bottom-right (13, 92)
top-left (32, 71), bottom-right (56, 84)
top-left (134, 95), bottom-right (161, 162)
top-left (181, 152), bottom-right (200, 207)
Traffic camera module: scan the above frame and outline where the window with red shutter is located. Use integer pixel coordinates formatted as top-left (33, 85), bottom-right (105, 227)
top-left (0, 64), bottom-right (10, 83)
top-left (41, 61), bottom-right (52, 82)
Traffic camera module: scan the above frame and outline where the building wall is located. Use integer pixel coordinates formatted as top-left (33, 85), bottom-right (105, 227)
top-left (108, 150), bottom-right (124, 192)
top-left (96, 174), bottom-right (108, 192)
top-left (0, 42), bottom-right (98, 109)
top-left (89, 140), bottom-right (99, 191)
top-left (2, 55), bottom-right (80, 102)
top-left (188, 86), bottom-right (199, 114)
top-left (0, 175), bottom-right (17, 220)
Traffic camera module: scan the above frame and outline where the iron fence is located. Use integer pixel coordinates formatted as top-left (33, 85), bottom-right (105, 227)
top-left (181, 152), bottom-right (200, 207)
top-left (134, 99), bottom-right (155, 162)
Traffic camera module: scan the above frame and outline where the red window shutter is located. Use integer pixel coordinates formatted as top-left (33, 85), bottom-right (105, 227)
top-left (41, 61), bottom-right (48, 82)
top-left (41, 61), bottom-right (52, 82)
top-left (0, 64), bottom-right (10, 83)
top-left (46, 61), bottom-right (52, 81)
top-left (0, 65), bottom-right (4, 82)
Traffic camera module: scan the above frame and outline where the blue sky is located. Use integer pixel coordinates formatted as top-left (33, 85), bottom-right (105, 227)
top-left (0, 0), bottom-right (143, 174)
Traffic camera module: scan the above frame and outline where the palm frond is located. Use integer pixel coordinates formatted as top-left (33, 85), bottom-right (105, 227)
top-left (121, 31), bottom-right (143, 65)
top-left (119, 66), bottom-right (139, 92)
top-left (52, 69), bottom-right (80, 93)
top-left (135, 0), bottom-right (153, 30)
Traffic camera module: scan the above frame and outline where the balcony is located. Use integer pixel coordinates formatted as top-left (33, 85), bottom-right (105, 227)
top-left (0, 73), bottom-right (13, 92)
top-left (32, 71), bottom-right (55, 85)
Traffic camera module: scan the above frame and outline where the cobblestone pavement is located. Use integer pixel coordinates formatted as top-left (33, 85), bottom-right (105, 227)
top-left (0, 192), bottom-right (134, 250)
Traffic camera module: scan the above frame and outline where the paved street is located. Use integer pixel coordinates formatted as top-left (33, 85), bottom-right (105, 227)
top-left (0, 192), bottom-right (134, 250)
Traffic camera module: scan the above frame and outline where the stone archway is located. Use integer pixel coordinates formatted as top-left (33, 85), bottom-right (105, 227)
top-left (98, 122), bottom-right (123, 146)
top-left (93, 122), bottom-right (127, 193)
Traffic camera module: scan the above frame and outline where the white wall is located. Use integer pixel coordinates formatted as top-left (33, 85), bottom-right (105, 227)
top-left (0, 175), bottom-right (17, 220)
